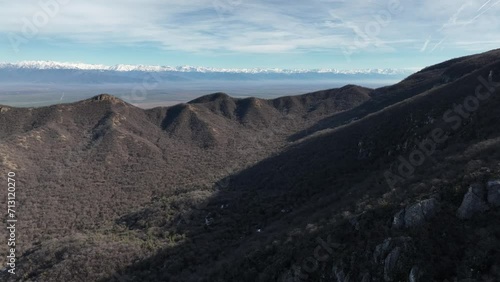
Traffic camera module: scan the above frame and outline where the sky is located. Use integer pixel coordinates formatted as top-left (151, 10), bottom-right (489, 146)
top-left (0, 0), bottom-right (499, 70)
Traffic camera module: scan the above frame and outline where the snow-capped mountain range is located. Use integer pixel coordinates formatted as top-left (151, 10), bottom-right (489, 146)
top-left (0, 60), bottom-right (418, 108)
top-left (0, 61), bottom-right (417, 75)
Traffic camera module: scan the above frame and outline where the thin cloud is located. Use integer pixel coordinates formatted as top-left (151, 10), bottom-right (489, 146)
top-left (420, 37), bottom-right (431, 52)
top-left (0, 0), bottom-right (499, 56)
top-left (430, 37), bottom-right (447, 53)
top-left (478, 0), bottom-right (493, 11)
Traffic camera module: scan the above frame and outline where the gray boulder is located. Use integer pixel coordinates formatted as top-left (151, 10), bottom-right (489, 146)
top-left (392, 209), bottom-right (405, 229)
top-left (373, 237), bottom-right (412, 264)
top-left (384, 247), bottom-right (401, 281)
top-left (405, 203), bottom-right (426, 227)
top-left (373, 237), bottom-right (413, 281)
top-left (457, 183), bottom-right (489, 219)
top-left (393, 198), bottom-right (440, 228)
top-left (360, 273), bottom-right (371, 282)
top-left (409, 266), bottom-right (421, 282)
top-left (487, 180), bottom-right (500, 207)
top-left (331, 265), bottom-right (351, 282)
top-left (374, 238), bottom-right (394, 264)
top-left (420, 198), bottom-right (440, 219)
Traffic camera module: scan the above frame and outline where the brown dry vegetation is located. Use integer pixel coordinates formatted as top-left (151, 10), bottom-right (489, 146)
top-left (1, 49), bottom-right (500, 281)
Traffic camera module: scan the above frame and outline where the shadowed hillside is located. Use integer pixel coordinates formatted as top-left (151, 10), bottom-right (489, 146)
top-left (289, 49), bottom-right (500, 142)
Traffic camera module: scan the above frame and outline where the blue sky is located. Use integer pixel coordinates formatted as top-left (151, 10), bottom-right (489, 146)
top-left (0, 0), bottom-right (499, 70)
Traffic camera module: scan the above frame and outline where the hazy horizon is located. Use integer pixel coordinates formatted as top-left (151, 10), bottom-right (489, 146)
top-left (0, 78), bottom-right (403, 108)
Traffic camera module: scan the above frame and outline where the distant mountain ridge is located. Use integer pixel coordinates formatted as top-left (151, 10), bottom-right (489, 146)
top-left (0, 61), bottom-right (414, 93)
top-left (0, 60), bottom-right (417, 75)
